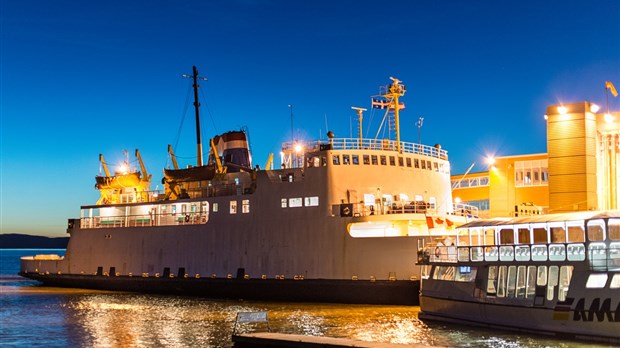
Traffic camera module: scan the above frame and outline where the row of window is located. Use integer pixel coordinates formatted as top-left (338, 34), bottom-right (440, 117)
top-left (515, 159), bottom-right (548, 187)
top-left (331, 154), bottom-right (449, 174)
top-left (451, 176), bottom-right (489, 189)
top-left (488, 265), bottom-right (573, 302)
top-left (281, 196), bottom-right (319, 208)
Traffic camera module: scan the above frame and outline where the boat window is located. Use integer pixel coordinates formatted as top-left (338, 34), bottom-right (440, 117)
top-left (455, 266), bottom-right (476, 282)
top-left (363, 155), bottom-right (370, 165)
top-left (499, 228), bottom-right (514, 244)
top-left (586, 219), bottom-right (605, 241)
top-left (289, 197), bottom-right (303, 207)
top-left (610, 242), bottom-right (620, 269)
top-left (548, 244), bottom-right (566, 261)
top-left (487, 266), bottom-right (497, 296)
top-left (420, 159), bottom-right (426, 169)
top-left (332, 155), bottom-right (340, 165)
top-left (516, 265), bottom-right (527, 298)
top-left (497, 266), bottom-right (507, 297)
top-left (389, 156), bottom-right (396, 166)
top-left (547, 266), bottom-right (559, 301)
top-left (398, 157), bottom-right (404, 166)
top-left (433, 266), bottom-right (455, 281)
top-left (532, 224), bottom-right (548, 244)
top-left (506, 266), bottom-right (517, 298)
top-left (406, 158), bottom-right (411, 167)
top-left (281, 198), bottom-right (287, 208)
top-left (470, 227), bottom-right (483, 246)
top-left (414, 159), bottom-right (420, 168)
top-left (567, 224), bottom-right (585, 242)
top-left (352, 155), bottom-right (359, 165)
top-left (457, 229), bottom-right (469, 246)
top-left (610, 274), bottom-right (620, 289)
top-left (567, 243), bottom-right (586, 261)
top-left (517, 226), bottom-right (530, 244)
top-left (342, 155), bottom-right (350, 165)
top-left (229, 201), bottom-right (237, 214)
top-left (213, 203), bottom-right (219, 212)
top-left (380, 156), bottom-right (387, 165)
top-left (515, 245), bottom-right (530, 261)
top-left (531, 245), bottom-right (548, 261)
top-left (558, 266), bottom-right (573, 301)
top-left (525, 265), bottom-right (537, 299)
top-left (585, 273), bottom-right (608, 288)
top-left (549, 224), bottom-right (566, 243)
top-left (609, 219), bottom-right (620, 241)
top-left (371, 155), bottom-right (378, 165)
top-left (427, 160), bottom-right (432, 170)
top-left (484, 228), bottom-right (496, 245)
top-left (242, 199), bottom-right (250, 213)
top-left (304, 196), bottom-right (319, 207)
top-left (537, 266), bottom-right (547, 286)
top-left (434, 162), bottom-right (439, 172)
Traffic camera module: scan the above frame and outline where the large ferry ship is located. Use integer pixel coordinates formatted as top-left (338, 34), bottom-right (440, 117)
top-left (19, 71), bottom-right (476, 305)
top-left (417, 211), bottom-right (620, 343)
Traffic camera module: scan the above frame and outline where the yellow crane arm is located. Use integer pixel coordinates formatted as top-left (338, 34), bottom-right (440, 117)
top-left (264, 153), bottom-right (273, 170)
top-left (210, 138), bottom-right (225, 174)
top-left (135, 149), bottom-right (149, 179)
top-left (167, 144), bottom-right (179, 170)
top-left (99, 154), bottom-right (111, 177)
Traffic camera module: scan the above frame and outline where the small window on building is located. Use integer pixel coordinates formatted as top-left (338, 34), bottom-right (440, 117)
top-left (230, 201), bottom-right (237, 214)
top-left (281, 198), bottom-right (287, 208)
top-left (371, 155), bottom-right (378, 165)
top-left (389, 156), bottom-right (396, 166)
top-left (289, 197), bottom-right (303, 207)
top-left (304, 196), bottom-right (319, 206)
top-left (242, 199), bottom-right (250, 213)
top-left (333, 155), bottom-right (340, 165)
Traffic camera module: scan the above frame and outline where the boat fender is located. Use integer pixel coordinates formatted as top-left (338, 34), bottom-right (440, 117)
top-left (185, 214), bottom-right (190, 223)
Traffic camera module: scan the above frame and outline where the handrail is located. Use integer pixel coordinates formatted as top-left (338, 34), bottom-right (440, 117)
top-left (282, 138), bottom-right (448, 160)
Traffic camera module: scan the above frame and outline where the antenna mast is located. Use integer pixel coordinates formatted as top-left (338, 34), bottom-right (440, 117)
top-left (182, 66), bottom-right (208, 167)
top-left (351, 107), bottom-right (367, 148)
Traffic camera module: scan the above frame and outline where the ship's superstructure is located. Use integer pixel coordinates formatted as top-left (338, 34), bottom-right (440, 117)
top-left (19, 73), bottom-right (476, 304)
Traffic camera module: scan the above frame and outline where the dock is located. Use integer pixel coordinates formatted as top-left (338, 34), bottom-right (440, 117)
top-left (232, 333), bottom-right (432, 347)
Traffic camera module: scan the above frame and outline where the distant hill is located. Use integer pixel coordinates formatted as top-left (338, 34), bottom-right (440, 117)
top-left (0, 234), bottom-right (69, 249)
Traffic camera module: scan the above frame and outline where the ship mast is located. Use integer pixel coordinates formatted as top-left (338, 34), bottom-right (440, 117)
top-left (387, 77), bottom-right (406, 153)
top-left (182, 66), bottom-right (208, 167)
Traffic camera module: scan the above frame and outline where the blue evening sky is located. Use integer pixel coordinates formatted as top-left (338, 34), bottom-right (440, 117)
top-left (1, 1), bottom-right (619, 236)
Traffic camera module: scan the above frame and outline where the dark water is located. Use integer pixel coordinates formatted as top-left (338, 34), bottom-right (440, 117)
top-left (0, 249), bottom-right (610, 347)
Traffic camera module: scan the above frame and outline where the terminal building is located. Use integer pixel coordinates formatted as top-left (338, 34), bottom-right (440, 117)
top-left (452, 101), bottom-right (620, 218)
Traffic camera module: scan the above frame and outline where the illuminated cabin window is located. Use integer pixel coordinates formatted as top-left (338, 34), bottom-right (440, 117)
top-left (213, 203), bottom-right (218, 212)
top-left (281, 198), bottom-right (287, 208)
top-left (514, 159), bottom-right (548, 187)
top-left (289, 197), bottom-right (303, 207)
top-left (242, 200), bottom-right (250, 213)
top-left (304, 196), bottom-right (319, 206)
top-left (610, 274), bottom-right (620, 289)
top-left (586, 273), bottom-right (608, 288)
top-left (229, 201), bottom-right (237, 214)
top-left (349, 222), bottom-right (403, 237)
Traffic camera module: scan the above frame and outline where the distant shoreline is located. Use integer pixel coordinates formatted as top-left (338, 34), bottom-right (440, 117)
top-left (0, 234), bottom-right (69, 249)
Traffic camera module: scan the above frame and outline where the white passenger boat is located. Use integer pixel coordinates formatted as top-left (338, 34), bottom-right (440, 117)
top-left (19, 71), bottom-right (477, 304)
top-left (417, 211), bottom-right (620, 343)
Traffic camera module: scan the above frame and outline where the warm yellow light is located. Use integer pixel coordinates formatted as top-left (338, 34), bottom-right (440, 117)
top-left (454, 197), bottom-right (461, 203)
top-left (294, 143), bottom-right (303, 153)
top-left (544, 114), bottom-right (548, 120)
top-left (486, 156), bottom-right (495, 166)
top-left (590, 104), bottom-right (600, 113)
top-left (557, 106), bottom-right (568, 115)
top-left (117, 163), bottom-right (129, 175)
top-left (605, 113), bottom-right (615, 123)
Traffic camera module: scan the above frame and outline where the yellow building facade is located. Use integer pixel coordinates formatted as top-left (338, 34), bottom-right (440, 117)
top-left (452, 101), bottom-right (620, 218)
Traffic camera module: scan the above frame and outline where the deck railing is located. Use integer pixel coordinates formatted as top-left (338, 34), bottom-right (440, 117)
top-left (282, 138), bottom-right (448, 160)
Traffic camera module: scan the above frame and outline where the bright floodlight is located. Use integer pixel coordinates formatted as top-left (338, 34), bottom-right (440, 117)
top-left (486, 156), bottom-right (496, 166)
top-left (605, 113), bottom-right (615, 123)
top-left (117, 163), bottom-right (129, 175)
top-left (294, 143), bottom-right (303, 153)
top-left (590, 104), bottom-right (600, 113)
top-left (557, 106), bottom-right (568, 115)
top-left (454, 197), bottom-right (462, 203)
